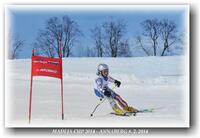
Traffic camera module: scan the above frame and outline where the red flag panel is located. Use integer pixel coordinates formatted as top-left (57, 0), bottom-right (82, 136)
top-left (31, 55), bottom-right (62, 79)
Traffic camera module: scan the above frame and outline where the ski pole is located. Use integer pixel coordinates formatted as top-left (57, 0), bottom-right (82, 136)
top-left (90, 98), bottom-right (106, 117)
top-left (90, 86), bottom-right (116, 117)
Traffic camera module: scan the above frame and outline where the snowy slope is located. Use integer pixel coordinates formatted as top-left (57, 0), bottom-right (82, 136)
top-left (5, 56), bottom-right (189, 128)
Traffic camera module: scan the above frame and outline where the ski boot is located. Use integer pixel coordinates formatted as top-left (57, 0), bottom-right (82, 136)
top-left (108, 97), bottom-right (126, 115)
top-left (123, 106), bottom-right (138, 113)
top-left (112, 104), bottom-right (126, 115)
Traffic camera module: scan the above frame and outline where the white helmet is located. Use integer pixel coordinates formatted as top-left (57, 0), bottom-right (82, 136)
top-left (97, 63), bottom-right (109, 75)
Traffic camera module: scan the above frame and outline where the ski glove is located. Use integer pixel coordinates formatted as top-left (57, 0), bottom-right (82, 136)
top-left (103, 87), bottom-right (111, 97)
top-left (114, 80), bottom-right (121, 87)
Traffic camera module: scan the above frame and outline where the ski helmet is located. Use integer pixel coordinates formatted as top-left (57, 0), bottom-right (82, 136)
top-left (97, 63), bottom-right (109, 76)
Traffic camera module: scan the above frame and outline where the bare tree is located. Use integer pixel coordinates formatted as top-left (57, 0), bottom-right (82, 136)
top-left (136, 36), bottom-right (150, 56)
top-left (137, 18), bottom-right (182, 56)
top-left (103, 19), bottom-right (127, 57)
top-left (160, 19), bottom-right (179, 56)
top-left (91, 26), bottom-right (104, 57)
top-left (140, 19), bottom-right (160, 56)
top-left (34, 15), bottom-right (81, 58)
top-left (117, 39), bottom-right (132, 57)
top-left (34, 29), bottom-right (56, 58)
top-left (62, 16), bottom-right (81, 57)
top-left (86, 47), bottom-right (96, 57)
top-left (8, 33), bottom-right (24, 59)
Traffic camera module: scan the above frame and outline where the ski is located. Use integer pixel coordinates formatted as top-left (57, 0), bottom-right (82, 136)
top-left (110, 112), bottom-right (136, 116)
top-left (138, 108), bottom-right (154, 113)
top-left (110, 108), bottom-right (155, 116)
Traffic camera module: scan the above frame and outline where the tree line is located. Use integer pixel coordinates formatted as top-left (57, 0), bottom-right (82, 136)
top-left (8, 15), bottom-right (185, 59)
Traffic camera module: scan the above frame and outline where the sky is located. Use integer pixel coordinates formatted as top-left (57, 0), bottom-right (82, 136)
top-left (7, 5), bottom-right (188, 58)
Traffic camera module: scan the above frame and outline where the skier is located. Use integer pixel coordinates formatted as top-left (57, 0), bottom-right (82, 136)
top-left (94, 63), bottom-right (138, 115)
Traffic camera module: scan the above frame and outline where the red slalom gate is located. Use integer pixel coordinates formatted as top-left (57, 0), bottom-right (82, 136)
top-left (29, 49), bottom-right (64, 123)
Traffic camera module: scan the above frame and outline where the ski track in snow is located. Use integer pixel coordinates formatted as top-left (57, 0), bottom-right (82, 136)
top-left (5, 56), bottom-right (189, 127)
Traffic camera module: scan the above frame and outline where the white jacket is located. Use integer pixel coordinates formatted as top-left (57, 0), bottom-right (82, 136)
top-left (94, 75), bottom-right (115, 98)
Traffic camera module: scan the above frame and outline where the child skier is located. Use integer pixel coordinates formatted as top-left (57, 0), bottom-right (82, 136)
top-left (94, 63), bottom-right (138, 115)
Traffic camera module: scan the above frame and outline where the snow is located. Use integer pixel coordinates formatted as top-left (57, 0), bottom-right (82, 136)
top-left (5, 56), bottom-right (189, 128)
